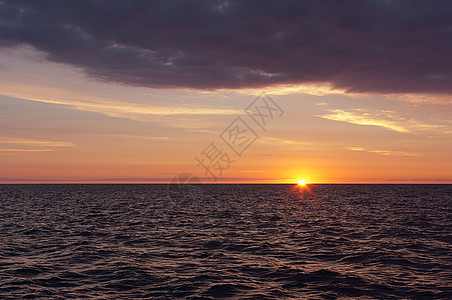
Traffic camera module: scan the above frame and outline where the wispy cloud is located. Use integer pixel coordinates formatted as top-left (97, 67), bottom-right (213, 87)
top-left (258, 137), bottom-right (313, 150)
top-left (0, 137), bottom-right (74, 147)
top-left (317, 109), bottom-right (446, 134)
top-left (99, 134), bottom-right (174, 141)
top-left (0, 82), bottom-right (241, 122)
top-left (0, 148), bottom-right (53, 152)
top-left (389, 94), bottom-right (452, 105)
top-left (318, 109), bottom-right (408, 133)
top-left (207, 82), bottom-right (345, 97)
top-left (348, 147), bottom-right (420, 156)
top-left (0, 137), bottom-right (74, 153)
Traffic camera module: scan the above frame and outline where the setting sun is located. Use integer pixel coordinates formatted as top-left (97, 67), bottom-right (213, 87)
top-left (298, 179), bottom-right (307, 186)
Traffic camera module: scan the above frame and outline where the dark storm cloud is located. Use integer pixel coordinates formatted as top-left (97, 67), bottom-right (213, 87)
top-left (0, 0), bottom-right (451, 93)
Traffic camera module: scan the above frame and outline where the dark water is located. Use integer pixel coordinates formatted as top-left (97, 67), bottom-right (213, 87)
top-left (0, 184), bottom-right (451, 299)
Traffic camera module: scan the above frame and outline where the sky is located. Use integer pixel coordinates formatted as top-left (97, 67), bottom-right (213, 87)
top-left (0, 0), bottom-right (451, 184)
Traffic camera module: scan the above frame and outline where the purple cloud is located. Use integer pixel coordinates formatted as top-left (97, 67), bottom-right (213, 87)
top-left (0, 0), bottom-right (451, 93)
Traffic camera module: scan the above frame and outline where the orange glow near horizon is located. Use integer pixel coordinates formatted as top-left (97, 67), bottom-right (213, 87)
top-left (0, 49), bottom-right (451, 184)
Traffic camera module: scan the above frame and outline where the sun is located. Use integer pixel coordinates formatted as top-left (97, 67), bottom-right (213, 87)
top-left (297, 179), bottom-right (307, 186)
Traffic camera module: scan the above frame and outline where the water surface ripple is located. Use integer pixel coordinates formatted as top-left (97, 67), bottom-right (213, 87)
top-left (0, 184), bottom-right (450, 299)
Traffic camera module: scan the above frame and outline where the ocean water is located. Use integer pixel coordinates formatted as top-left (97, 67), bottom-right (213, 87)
top-left (0, 184), bottom-right (450, 299)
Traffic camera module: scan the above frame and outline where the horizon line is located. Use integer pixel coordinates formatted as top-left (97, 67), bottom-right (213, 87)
top-left (1, 181), bottom-right (451, 185)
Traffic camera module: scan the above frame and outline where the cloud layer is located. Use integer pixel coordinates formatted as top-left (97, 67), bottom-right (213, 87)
top-left (1, 0), bottom-right (451, 93)
top-left (317, 109), bottom-right (447, 134)
top-left (0, 137), bottom-right (73, 152)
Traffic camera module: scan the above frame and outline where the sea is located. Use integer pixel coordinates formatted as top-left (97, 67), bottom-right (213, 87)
top-left (0, 184), bottom-right (450, 299)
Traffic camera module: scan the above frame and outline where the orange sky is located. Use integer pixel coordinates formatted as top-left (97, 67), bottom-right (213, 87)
top-left (0, 49), bottom-right (451, 184)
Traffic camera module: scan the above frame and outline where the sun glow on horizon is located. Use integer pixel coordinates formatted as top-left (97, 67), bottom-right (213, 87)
top-left (297, 179), bottom-right (307, 186)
